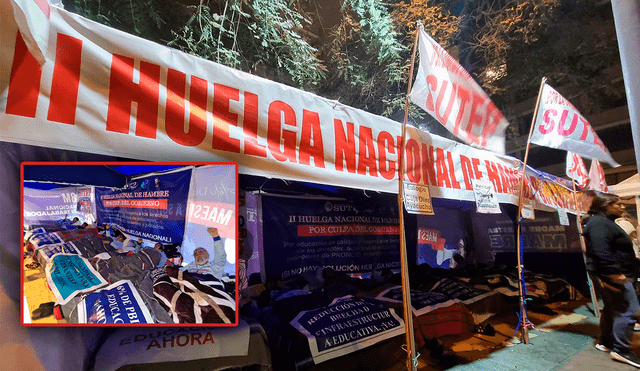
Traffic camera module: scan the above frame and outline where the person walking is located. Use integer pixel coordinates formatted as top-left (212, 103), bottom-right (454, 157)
top-left (583, 193), bottom-right (640, 368)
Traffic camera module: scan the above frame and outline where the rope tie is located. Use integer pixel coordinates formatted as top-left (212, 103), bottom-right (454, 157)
top-left (401, 344), bottom-right (421, 368)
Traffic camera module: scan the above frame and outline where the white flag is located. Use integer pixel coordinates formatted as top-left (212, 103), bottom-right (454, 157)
top-left (8, 0), bottom-right (51, 65)
top-left (530, 83), bottom-right (619, 167)
top-left (410, 24), bottom-right (509, 154)
top-left (588, 159), bottom-right (609, 192)
top-left (566, 152), bottom-right (589, 188)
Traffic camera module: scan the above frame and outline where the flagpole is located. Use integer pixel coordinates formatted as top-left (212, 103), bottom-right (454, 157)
top-left (397, 23), bottom-right (421, 371)
top-left (570, 177), bottom-right (601, 317)
top-left (515, 77), bottom-right (547, 344)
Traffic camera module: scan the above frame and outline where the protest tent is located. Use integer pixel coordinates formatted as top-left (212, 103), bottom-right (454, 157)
top-left (0, 1), bottom-right (604, 370)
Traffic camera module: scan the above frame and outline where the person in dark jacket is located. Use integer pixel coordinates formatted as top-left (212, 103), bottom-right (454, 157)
top-left (583, 192), bottom-right (640, 368)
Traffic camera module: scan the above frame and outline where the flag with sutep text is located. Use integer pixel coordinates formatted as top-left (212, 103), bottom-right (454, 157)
top-left (566, 151), bottom-right (589, 188)
top-left (588, 159), bottom-right (609, 192)
top-left (8, 0), bottom-right (50, 65)
top-left (410, 24), bottom-right (509, 154)
top-left (530, 83), bottom-right (619, 167)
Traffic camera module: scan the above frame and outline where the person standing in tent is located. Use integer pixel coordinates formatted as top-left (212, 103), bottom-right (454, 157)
top-left (583, 193), bottom-right (640, 368)
top-left (180, 227), bottom-right (226, 280)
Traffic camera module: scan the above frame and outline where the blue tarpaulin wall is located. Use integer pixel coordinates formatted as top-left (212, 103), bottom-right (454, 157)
top-left (23, 164), bottom-right (187, 189)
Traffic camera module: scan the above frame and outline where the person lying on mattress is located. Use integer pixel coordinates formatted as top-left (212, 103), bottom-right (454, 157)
top-left (101, 224), bottom-right (142, 253)
top-left (180, 227), bottom-right (226, 280)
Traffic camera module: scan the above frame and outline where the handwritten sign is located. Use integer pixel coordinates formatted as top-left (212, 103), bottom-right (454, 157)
top-left (473, 179), bottom-right (501, 214)
top-left (403, 182), bottom-right (434, 215)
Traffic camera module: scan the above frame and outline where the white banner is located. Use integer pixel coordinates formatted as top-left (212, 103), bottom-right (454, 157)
top-left (93, 321), bottom-right (250, 371)
top-left (0, 4), bottom-right (584, 212)
top-left (530, 83), bottom-right (619, 167)
top-left (8, 0), bottom-right (50, 64)
top-left (410, 25), bottom-right (509, 154)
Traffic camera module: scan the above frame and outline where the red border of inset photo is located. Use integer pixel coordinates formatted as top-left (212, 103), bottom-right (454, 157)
top-left (21, 161), bottom-right (239, 327)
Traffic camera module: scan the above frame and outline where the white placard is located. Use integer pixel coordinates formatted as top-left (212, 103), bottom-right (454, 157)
top-left (472, 179), bottom-right (501, 214)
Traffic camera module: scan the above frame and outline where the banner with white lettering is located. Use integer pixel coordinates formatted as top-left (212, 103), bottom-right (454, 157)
top-left (76, 280), bottom-right (154, 324)
top-left (29, 231), bottom-right (64, 249)
top-left (183, 164), bottom-right (237, 274)
top-left (93, 322), bottom-right (250, 371)
top-left (290, 295), bottom-right (404, 364)
top-left (95, 168), bottom-right (191, 244)
top-left (410, 24), bottom-right (510, 153)
top-left (23, 186), bottom-right (79, 224)
top-left (45, 253), bottom-right (107, 304)
top-left (1, 3), bottom-right (580, 206)
top-left (530, 83), bottom-right (619, 167)
top-left (261, 195), bottom-right (401, 281)
top-left (476, 208), bottom-right (582, 253)
top-left (376, 286), bottom-right (459, 317)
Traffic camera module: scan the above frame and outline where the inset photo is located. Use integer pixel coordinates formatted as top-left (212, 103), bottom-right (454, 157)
top-left (22, 162), bottom-right (238, 326)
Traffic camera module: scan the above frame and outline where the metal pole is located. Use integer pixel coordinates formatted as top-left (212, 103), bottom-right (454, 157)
top-left (514, 77), bottom-right (547, 344)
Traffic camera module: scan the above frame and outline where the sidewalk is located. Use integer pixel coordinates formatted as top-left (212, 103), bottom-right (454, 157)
top-left (396, 299), bottom-right (640, 370)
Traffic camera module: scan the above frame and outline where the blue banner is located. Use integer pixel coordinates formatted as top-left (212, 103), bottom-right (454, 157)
top-left (38, 242), bottom-right (80, 261)
top-left (45, 254), bottom-right (107, 304)
top-left (23, 186), bottom-right (79, 224)
top-left (472, 207), bottom-right (581, 253)
top-left (95, 168), bottom-right (192, 244)
top-left (77, 280), bottom-right (154, 324)
top-left (290, 296), bottom-right (404, 364)
top-left (30, 232), bottom-right (64, 249)
top-left (376, 286), bottom-right (458, 316)
top-left (261, 196), bottom-right (401, 281)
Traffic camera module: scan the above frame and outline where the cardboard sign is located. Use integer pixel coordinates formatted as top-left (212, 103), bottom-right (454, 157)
top-left (45, 253), bottom-right (107, 304)
top-left (376, 286), bottom-right (459, 317)
top-left (76, 280), bottom-right (154, 324)
top-left (290, 296), bottom-right (404, 364)
top-left (403, 182), bottom-right (434, 215)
